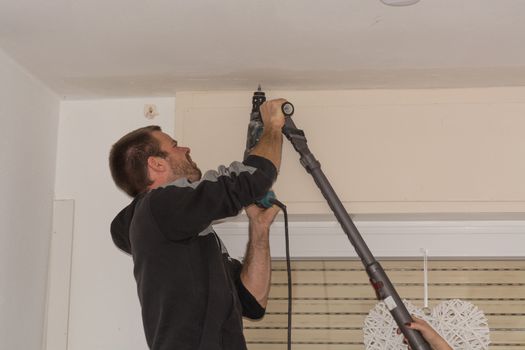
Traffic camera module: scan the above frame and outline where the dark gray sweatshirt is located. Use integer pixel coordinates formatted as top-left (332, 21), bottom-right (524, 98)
top-left (110, 155), bottom-right (277, 350)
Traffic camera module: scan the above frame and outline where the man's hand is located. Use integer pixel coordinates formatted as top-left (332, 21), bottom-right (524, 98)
top-left (260, 99), bottom-right (286, 130)
top-left (245, 203), bottom-right (280, 234)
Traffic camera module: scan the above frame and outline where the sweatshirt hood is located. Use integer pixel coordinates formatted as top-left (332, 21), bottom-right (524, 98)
top-left (110, 198), bottom-right (139, 254)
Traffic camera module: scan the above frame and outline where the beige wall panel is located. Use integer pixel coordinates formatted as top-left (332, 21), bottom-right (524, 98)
top-left (176, 88), bottom-right (525, 214)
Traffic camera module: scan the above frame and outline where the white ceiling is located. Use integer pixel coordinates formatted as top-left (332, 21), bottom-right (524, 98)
top-left (1, 0), bottom-right (525, 98)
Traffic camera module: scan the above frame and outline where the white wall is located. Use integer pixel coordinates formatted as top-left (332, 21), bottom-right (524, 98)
top-left (0, 48), bottom-right (59, 350)
top-left (54, 98), bottom-right (175, 350)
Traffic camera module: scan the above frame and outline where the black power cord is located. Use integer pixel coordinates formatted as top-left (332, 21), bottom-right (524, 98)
top-left (270, 199), bottom-right (292, 350)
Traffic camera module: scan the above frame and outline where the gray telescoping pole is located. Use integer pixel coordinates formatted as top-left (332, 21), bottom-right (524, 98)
top-left (280, 102), bottom-right (431, 350)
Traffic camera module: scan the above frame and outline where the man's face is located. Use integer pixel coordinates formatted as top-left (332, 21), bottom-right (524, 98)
top-left (152, 131), bottom-right (202, 183)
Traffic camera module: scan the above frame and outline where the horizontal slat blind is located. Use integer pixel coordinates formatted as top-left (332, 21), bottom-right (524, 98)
top-left (244, 260), bottom-right (525, 350)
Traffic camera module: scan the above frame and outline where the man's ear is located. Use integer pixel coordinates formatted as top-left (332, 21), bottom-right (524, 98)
top-left (147, 156), bottom-right (166, 173)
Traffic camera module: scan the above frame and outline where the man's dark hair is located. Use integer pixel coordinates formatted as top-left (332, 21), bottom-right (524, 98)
top-left (109, 125), bottom-right (167, 197)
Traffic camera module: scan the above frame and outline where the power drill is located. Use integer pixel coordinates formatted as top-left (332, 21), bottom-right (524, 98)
top-left (244, 85), bottom-right (276, 208)
top-left (244, 85), bottom-right (266, 160)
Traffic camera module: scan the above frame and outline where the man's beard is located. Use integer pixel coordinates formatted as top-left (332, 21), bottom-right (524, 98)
top-left (170, 159), bottom-right (202, 183)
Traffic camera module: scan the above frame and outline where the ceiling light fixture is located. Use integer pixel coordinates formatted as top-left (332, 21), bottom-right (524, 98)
top-left (380, 0), bottom-right (420, 6)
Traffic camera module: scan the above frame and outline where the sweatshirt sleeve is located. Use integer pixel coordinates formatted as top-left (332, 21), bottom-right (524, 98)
top-left (227, 258), bottom-right (266, 320)
top-left (149, 155), bottom-right (277, 242)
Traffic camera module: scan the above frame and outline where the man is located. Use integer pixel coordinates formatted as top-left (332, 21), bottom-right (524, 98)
top-left (108, 99), bottom-right (286, 350)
